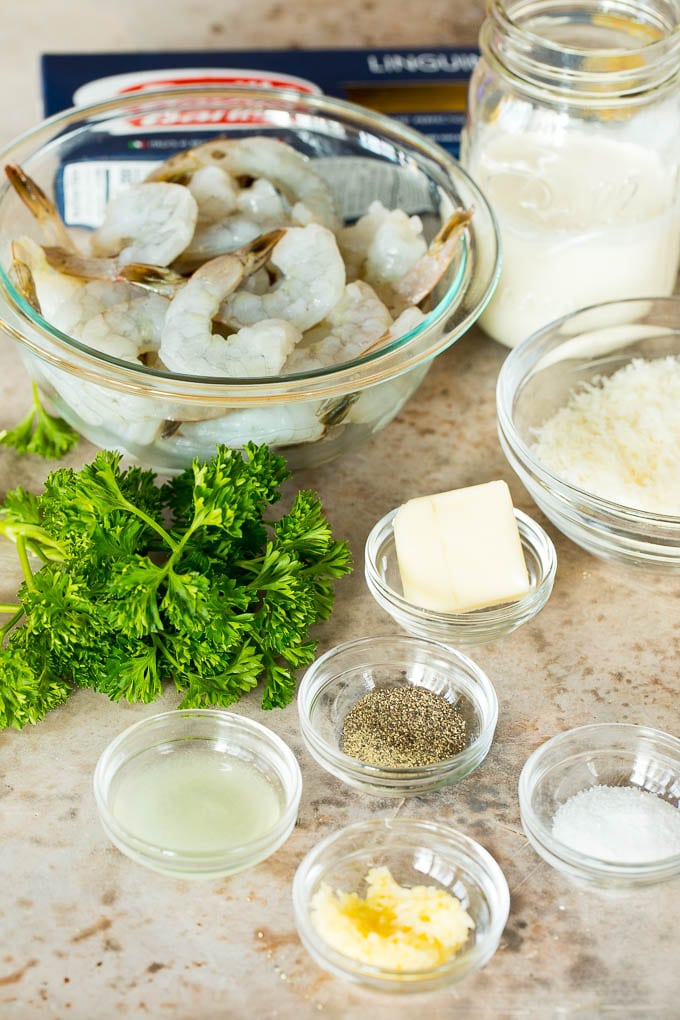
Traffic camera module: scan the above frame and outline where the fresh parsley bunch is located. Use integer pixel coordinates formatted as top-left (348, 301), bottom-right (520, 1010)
top-left (0, 443), bottom-right (352, 729)
top-left (0, 382), bottom-right (79, 459)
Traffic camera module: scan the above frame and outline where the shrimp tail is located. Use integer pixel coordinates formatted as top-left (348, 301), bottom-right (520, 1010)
top-left (120, 263), bottom-right (187, 295)
top-left (432, 206), bottom-right (475, 249)
top-left (179, 225), bottom-right (288, 280)
top-left (390, 206), bottom-right (474, 312)
top-left (242, 227), bottom-right (287, 265)
top-left (5, 163), bottom-right (76, 252)
top-left (8, 254), bottom-right (41, 314)
top-left (41, 245), bottom-right (185, 295)
top-left (318, 393), bottom-right (359, 427)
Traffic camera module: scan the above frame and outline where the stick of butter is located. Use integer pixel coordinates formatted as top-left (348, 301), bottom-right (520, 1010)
top-left (393, 480), bottom-right (530, 613)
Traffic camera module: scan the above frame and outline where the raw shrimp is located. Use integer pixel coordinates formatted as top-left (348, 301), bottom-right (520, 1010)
top-left (10, 246), bottom-right (213, 447)
top-left (188, 165), bottom-right (239, 221)
top-left (173, 181), bottom-right (289, 273)
top-left (220, 224), bottom-right (346, 333)
top-left (384, 207), bottom-right (474, 315)
top-left (174, 216), bottom-right (268, 274)
top-left (37, 361), bottom-right (170, 447)
top-left (284, 281), bottom-right (392, 372)
top-left (331, 302), bottom-right (428, 364)
top-left (178, 165), bottom-right (285, 269)
top-left (175, 169), bottom-right (299, 272)
top-left (166, 403), bottom-right (326, 453)
top-left (11, 237), bottom-right (83, 321)
top-left (347, 362), bottom-right (430, 428)
top-left (9, 258), bottom-right (170, 446)
top-left (6, 161), bottom-right (198, 277)
top-left (337, 200), bottom-right (427, 287)
top-left (56, 282), bottom-right (168, 362)
top-left (192, 318), bottom-right (302, 377)
top-left (90, 182), bottom-right (198, 266)
top-left (146, 136), bottom-right (340, 231)
top-left (5, 163), bottom-right (76, 251)
top-left (160, 229), bottom-right (302, 376)
top-left (11, 237), bottom-right (168, 362)
top-left (175, 176), bottom-right (297, 273)
top-left (236, 177), bottom-right (289, 223)
top-left (377, 305), bottom-right (428, 342)
top-left (351, 305), bottom-right (429, 360)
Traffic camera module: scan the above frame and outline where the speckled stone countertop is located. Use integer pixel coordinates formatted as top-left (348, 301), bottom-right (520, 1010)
top-left (1, 3), bottom-right (679, 1019)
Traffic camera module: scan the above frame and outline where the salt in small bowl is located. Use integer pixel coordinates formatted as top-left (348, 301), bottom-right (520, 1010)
top-left (518, 723), bottom-right (680, 887)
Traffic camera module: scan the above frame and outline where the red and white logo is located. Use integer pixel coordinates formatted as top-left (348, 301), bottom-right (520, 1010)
top-left (73, 67), bottom-right (321, 105)
top-left (73, 68), bottom-right (322, 132)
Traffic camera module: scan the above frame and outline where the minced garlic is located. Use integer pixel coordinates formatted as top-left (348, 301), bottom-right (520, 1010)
top-left (310, 865), bottom-right (474, 972)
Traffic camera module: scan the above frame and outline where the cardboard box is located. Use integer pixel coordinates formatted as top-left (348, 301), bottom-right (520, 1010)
top-left (42, 48), bottom-right (477, 156)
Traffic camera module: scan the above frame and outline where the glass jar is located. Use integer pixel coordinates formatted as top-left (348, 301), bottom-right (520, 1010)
top-left (461, 0), bottom-right (680, 348)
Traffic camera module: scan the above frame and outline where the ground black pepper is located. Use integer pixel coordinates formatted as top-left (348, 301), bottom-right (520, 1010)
top-left (340, 684), bottom-right (468, 767)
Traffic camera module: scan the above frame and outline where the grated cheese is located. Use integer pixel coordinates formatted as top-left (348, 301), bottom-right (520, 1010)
top-left (530, 355), bottom-right (680, 514)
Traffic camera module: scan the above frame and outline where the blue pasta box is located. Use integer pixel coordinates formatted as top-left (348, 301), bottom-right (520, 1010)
top-left (40, 48), bottom-right (478, 227)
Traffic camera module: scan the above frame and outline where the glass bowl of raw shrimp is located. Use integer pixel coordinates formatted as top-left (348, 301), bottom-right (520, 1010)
top-left (0, 86), bottom-right (500, 471)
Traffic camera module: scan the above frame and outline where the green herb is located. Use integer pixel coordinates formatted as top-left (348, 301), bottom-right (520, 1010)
top-left (0, 443), bottom-right (351, 729)
top-left (0, 382), bottom-right (79, 459)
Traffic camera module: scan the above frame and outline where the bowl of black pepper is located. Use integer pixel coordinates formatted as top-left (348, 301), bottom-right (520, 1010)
top-left (296, 635), bottom-right (498, 796)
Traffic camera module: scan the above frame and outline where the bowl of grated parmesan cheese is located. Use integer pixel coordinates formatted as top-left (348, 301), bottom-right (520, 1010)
top-left (496, 296), bottom-right (680, 570)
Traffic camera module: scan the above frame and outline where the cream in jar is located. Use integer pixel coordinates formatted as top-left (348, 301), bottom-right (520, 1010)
top-left (469, 131), bottom-right (680, 348)
top-left (462, 0), bottom-right (680, 348)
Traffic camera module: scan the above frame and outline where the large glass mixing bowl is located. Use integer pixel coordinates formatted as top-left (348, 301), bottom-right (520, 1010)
top-left (0, 86), bottom-right (500, 471)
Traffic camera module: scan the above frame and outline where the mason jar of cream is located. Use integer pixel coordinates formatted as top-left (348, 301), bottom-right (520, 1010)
top-left (461, 0), bottom-right (680, 348)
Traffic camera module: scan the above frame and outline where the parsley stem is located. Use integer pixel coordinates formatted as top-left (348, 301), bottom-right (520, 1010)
top-left (0, 607), bottom-right (24, 638)
top-left (140, 510), bottom-right (178, 552)
top-left (167, 524), bottom-right (196, 565)
top-left (115, 494), bottom-right (179, 553)
top-left (0, 603), bottom-right (20, 614)
top-left (16, 536), bottom-right (35, 590)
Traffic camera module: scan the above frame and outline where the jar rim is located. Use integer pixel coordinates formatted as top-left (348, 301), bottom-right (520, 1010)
top-left (481, 0), bottom-right (680, 100)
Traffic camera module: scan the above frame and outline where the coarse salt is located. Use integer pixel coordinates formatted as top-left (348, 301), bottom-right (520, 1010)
top-left (552, 784), bottom-right (680, 863)
top-left (531, 356), bottom-right (680, 514)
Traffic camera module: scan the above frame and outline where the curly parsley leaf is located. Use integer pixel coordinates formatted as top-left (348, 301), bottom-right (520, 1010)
top-left (0, 624), bottom-right (73, 729)
top-left (0, 383), bottom-right (79, 459)
top-left (0, 442), bottom-right (352, 727)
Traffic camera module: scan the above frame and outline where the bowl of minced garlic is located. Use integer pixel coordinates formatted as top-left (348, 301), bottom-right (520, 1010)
top-left (292, 818), bottom-right (509, 992)
top-left (310, 866), bottom-right (474, 970)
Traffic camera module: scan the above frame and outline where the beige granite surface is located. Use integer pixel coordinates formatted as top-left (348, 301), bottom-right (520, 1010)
top-left (1, 3), bottom-right (679, 1019)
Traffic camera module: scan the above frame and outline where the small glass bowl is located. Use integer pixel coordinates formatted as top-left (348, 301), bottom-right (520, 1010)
top-left (364, 506), bottom-right (556, 644)
top-left (93, 708), bottom-right (302, 878)
top-left (292, 818), bottom-right (510, 993)
top-left (497, 296), bottom-right (680, 570)
top-left (519, 723), bottom-right (680, 888)
top-left (297, 635), bottom-right (498, 796)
